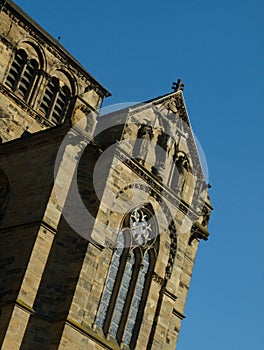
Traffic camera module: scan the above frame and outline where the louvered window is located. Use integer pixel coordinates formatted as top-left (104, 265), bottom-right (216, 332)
top-left (39, 77), bottom-right (59, 116)
top-left (6, 49), bottom-right (38, 101)
top-left (6, 49), bottom-right (27, 90)
top-left (40, 78), bottom-right (70, 124)
top-left (50, 85), bottom-right (70, 123)
top-left (17, 59), bottom-right (38, 99)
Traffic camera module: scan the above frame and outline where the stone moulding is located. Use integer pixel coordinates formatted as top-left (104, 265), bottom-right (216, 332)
top-left (67, 317), bottom-right (120, 350)
top-left (16, 298), bottom-right (34, 315)
top-left (127, 91), bottom-right (203, 179)
top-left (164, 289), bottom-right (177, 301)
top-left (0, 83), bottom-right (54, 128)
top-left (172, 308), bottom-right (186, 320)
top-left (188, 222), bottom-right (209, 245)
top-left (152, 272), bottom-right (164, 285)
top-left (0, 35), bottom-right (14, 50)
top-left (115, 147), bottom-right (198, 222)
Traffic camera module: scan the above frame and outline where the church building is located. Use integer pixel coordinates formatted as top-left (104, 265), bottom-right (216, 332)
top-left (0, 1), bottom-right (212, 349)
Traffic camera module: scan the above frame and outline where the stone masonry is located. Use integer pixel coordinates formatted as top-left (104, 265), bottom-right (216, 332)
top-left (0, 1), bottom-right (212, 349)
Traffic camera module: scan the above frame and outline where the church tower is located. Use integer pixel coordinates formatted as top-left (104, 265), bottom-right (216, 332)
top-left (0, 1), bottom-right (212, 349)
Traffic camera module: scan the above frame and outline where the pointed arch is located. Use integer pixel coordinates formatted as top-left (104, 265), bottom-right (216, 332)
top-left (95, 205), bottom-right (159, 348)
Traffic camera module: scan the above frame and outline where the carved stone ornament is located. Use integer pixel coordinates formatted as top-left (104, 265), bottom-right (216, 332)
top-left (152, 272), bottom-right (164, 285)
top-left (201, 205), bottom-right (210, 227)
top-left (188, 223), bottom-right (209, 245)
top-left (130, 208), bottom-right (152, 245)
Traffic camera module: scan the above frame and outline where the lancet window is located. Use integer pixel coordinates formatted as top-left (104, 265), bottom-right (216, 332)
top-left (96, 207), bottom-right (159, 348)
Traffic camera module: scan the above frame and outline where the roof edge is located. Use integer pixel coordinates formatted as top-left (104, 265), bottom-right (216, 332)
top-left (0, 0), bottom-right (111, 97)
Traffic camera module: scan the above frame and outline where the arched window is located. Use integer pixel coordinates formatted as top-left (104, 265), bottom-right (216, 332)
top-left (39, 77), bottom-right (59, 117)
top-left (51, 85), bottom-right (70, 123)
top-left (6, 49), bottom-right (27, 90)
top-left (96, 207), bottom-right (158, 348)
top-left (17, 58), bottom-right (38, 99)
top-left (40, 77), bottom-right (71, 124)
top-left (5, 49), bottom-right (39, 101)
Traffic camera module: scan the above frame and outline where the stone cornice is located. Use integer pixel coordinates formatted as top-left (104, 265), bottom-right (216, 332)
top-left (67, 317), bottom-right (119, 350)
top-left (179, 93), bottom-right (204, 179)
top-left (128, 92), bottom-right (204, 180)
top-left (0, 82), bottom-right (100, 127)
top-left (115, 147), bottom-right (198, 222)
top-left (128, 91), bottom-right (183, 117)
top-left (156, 92), bottom-right (203, 179)
top-left (164, 289), bottom-right (177, 301)
top-left (76, 94), bottom-right (99, 114)
top-left (0, 83), bottom-right (55, 128)
top-left (172, 308), bottom-right (186, 320)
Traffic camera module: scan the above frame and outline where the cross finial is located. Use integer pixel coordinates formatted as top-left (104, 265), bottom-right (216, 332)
top-left (172, 79), bottom-right (184, 92)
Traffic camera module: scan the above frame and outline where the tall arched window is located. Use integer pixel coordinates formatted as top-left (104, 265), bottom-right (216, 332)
top-left (51, 85), bottom-right (70, 123)
top-left (39, 77), bottom-right (59, 117)
top-left (17, 58), bottom-right (38, 99)
top-left (6, 49), bottom-right (27, 90)
top-left (5, 49), bottom-right (39, 101)
top-left (96, 207), bottom-right (159, 349)
top-left (40, 77), bottom-right (71, 124)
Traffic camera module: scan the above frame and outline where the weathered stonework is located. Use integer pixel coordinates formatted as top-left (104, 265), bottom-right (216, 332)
top-left (0, 1), bottom-right (212, 349)
top-left (0, 0), bottom-right (110, 143)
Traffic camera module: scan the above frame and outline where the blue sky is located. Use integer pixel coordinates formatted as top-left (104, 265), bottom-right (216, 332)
top-left (14, 0), bottom-right (264, 349)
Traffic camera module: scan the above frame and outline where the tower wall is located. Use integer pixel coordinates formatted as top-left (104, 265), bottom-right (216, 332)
top-left (0, 2), bottom-right (212, 349)
top-left (0, 0), bottom-right (109, 143)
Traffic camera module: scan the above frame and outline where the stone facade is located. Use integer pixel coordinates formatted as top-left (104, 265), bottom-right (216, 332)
top-left (0, 0), bottom-right (110, 143)
top-left (0, 1), bottom-right (212, 349)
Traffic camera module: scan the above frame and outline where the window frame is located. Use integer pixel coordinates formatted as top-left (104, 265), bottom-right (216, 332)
top-left (5, 48), bottom-right (39, 103)
top-left (96, 207), bottom-right (159, 348)
top-left (39, 75), bottom-right (71, 124)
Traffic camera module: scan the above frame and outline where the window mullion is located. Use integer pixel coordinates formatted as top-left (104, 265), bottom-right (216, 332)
top-left (95, 208), bottom-right (159, 348)
top-left (117, 250), bottom-right (141, 343)
top-left (49, 91), bottom-right (59, 122)
top-left (12, 52), bottom-right (27, 92)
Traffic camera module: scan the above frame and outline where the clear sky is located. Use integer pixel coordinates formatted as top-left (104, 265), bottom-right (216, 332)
top-left (14, 0), bottom-right (264, 349)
